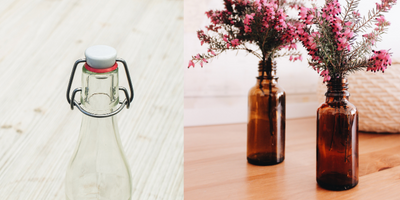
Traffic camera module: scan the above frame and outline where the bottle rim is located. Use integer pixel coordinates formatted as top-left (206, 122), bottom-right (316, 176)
top-left (85, 62), bottom-right (118, 73)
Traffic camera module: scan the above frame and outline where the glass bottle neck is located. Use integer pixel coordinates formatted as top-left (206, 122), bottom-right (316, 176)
top-left (325, 78), bottom-right (349, 102)
top-left (257, 58), bottom-right (277, 84)
top-left (81, 66), bottom-right (119, 114)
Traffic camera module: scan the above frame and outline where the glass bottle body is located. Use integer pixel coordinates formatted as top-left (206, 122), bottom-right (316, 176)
top-left (65, 66), bottom-right (132, 200)
top-left (317, 78), bottom-right (358, 190)
top-left (247, 60), bottom-right (285, 165)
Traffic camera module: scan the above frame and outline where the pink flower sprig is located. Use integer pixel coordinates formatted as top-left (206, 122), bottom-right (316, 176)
top-left (188, 0), bottom-right (309, 68)
top-left (298, 0), bottom-right (396, 82)
top-left (367, 50), bottom-right (392, 72)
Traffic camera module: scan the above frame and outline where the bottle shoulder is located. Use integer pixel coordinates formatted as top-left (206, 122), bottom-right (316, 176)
top-left (317, 99), bottom-right (357, 115)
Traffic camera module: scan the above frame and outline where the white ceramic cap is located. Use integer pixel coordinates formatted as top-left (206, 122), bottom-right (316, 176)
top-left (85, 45), bottom-right (117, 69)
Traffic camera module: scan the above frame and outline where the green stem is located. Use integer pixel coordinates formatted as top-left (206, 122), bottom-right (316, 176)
top-left (341, 0), bottom-right (355, 25)
top-left (352, 7), bottom-right (384, 33)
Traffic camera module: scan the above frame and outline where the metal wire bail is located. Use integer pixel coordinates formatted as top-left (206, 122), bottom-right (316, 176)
top-left (66, 58), bottom-right (134, 118)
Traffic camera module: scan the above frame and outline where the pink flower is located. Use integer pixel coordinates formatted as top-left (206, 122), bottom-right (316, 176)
top-left (363, 32), bottom-right (378, 45)
top-left (377, 0), bottom-right (397, 11)
top-left (325, 75), bottom-right (331, 82)
top-left (244, 25), bottom-right (252, 33)
top-left (299, 7), bottom-right (308, 20)
top-left (337, 37), bottom-right (349, 51)
top-left (196, 54), bottom-right (200, 59)
top-left (343, 28), bottom-right (354, 38)
top-left (353, 11), bottom-right (361, 17)
top-left (244, 13), bottom-right (255, 25)
top-left (335, 22), bottom-right (343, 31)
top-left (375, 15), bottom-right (390, 26)
top-left (344, 21), bottom-right (352, 26)
top-left (223, 35), bottom-right (228, 42)
top-left (306, 14), bottom-right (314, 24)
top-left (367, 50), bottom-right (392, 72)
top-left (188, 60), bottom-right (195, 68)
top-left (231, 39), bottom-right (240, 47)
top-left (289, 43), bottom-right (297, 50)
top-left (320, 69), bottom-right (331, 82)
top-left (208, 49), bottom-right (216, 56)
top-left (310, 42), bottom-right (317, 49)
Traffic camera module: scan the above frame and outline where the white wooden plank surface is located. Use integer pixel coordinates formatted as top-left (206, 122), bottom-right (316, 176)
top-left (0, 0), bottom-right (183, 199)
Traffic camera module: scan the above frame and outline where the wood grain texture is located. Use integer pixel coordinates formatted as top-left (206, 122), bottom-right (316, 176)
top-left (185, 118), bottom-right (400, 200)
top-left (0, 0), bottom-right (183, 199)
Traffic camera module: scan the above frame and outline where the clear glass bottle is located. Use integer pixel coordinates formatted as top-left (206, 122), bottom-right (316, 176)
top-left (317, 78), bottom-right (358, 190)
top-left (65, 46), bottom-right (132, 200)
top-left (247, 58), bottom-right (285, 165)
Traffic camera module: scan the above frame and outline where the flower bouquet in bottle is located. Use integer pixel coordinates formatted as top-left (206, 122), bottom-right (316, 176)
top-left (297, 0), bottom-right (396, 190)
top-left (189, 0), bottom-right (308, 165)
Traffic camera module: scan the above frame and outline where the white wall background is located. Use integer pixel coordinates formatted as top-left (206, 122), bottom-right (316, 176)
top-left (184, 0), bottom-right (400, 127)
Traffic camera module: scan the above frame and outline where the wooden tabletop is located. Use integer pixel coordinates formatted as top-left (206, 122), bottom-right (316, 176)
top-left (185, 118), bottom-right (400, 200)
top-left (0, 0), bottom-right (183, 199)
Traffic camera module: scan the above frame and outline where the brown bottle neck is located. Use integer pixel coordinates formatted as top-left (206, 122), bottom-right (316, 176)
top-left (257, 58), bottom-right (277, 84)
top-left (258, 58), bottom-right (277, 77)
top-left (325, 78), bottom-right (350, 102)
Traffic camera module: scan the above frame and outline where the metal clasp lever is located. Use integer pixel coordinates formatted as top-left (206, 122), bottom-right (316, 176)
top-left (66, 58), bottom-right (134, 118)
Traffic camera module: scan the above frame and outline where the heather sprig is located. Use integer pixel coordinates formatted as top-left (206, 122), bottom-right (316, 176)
top-left (298, 0), bottom-right (396, 82)
top-left (188, 0), bottom-right (309, 68)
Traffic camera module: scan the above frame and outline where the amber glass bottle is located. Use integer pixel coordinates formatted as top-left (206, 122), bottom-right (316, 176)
top-left (317, 78), bottom-right (358, 190)
top-left (247, 58), bottom-right (285, 166)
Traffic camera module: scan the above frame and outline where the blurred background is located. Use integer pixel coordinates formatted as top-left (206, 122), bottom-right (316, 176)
top-left (0, 0), bottom-right (183, 199)
top-left (184, 0), bottom-right (400, 127)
